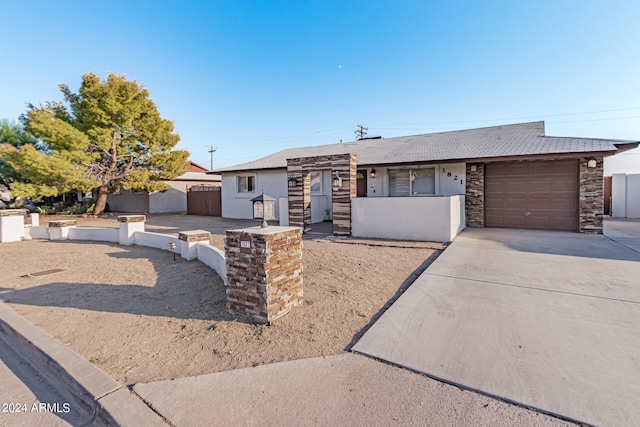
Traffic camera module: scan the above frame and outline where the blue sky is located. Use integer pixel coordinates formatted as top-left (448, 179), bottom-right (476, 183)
top-left (2, 1), bottom-right (639, 174)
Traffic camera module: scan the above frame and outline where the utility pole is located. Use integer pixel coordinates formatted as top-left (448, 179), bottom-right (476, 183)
top-left (206, 146), bottom-right (217, 170)
top-left (355, 124), bottom-right (368, 140)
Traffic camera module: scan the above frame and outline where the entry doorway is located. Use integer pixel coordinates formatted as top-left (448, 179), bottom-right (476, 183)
top-left (357, 169), bottom-right (368, 197)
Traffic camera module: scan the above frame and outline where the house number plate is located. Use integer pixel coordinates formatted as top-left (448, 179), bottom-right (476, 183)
top-left (240, 232), bottom-right (251, 253)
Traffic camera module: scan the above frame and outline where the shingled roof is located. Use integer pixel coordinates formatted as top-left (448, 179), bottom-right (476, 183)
top-left (215, 121), bottom-right (638, 173)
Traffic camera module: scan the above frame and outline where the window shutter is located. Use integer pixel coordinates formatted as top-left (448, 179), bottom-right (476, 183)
top-left (389, 169), bottom-right (410, 197)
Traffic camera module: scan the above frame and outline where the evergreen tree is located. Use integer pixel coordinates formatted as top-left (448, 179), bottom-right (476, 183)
top-left (0, 119), bottom-right (38, 205)
top-left (0, 72), bottom-right (189, 215)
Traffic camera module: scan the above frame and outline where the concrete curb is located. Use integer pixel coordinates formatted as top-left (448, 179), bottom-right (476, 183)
top-left (0, 301), bottom-right (166, 426)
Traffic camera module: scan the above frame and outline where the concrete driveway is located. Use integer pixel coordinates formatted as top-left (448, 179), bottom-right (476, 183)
top-left (353, 220), bottom-right (640, 426)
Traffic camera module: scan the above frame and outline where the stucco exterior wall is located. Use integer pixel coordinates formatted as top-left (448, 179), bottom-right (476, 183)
top-left (107, 190), bottom-right (150, 213)
top-left (362, 163), bottom-right (466, 198)
top-left (351, 195), bottom-right (465, 242)
top-left (628, 174), bottom-right (640, 218)
top-left (108, 179), bottom-right (220, 214)
top-left (149, 181), bottom-right (188, 213)
top-left (221, 169), bottom-right (288, 219)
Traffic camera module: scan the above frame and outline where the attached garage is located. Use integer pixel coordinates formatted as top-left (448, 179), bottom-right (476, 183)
top-left (484, 160), bottom-right (579, 231)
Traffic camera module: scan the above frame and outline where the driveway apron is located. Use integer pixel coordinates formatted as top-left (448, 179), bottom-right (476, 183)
top-left (353, 226), bottom-right (640, 426)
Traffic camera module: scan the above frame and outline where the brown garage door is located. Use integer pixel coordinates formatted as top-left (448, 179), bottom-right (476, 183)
top-left (485, 160), bottom-right (578, 231)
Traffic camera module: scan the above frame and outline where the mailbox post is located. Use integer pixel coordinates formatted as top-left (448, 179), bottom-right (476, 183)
top-left (225, 226), bottom-right (303, 323)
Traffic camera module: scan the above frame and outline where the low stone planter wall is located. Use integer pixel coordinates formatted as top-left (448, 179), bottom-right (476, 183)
top-left (6, 216), bottom-right (228, 283)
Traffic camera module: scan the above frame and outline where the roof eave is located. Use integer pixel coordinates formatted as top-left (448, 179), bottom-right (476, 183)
top-left (613, 141), bottom-right (640, 154)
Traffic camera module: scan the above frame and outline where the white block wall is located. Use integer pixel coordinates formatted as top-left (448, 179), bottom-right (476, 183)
top-left (352, 195), bottom-right (465, 242)
top-left (611, 173), bottom-right (640, 218)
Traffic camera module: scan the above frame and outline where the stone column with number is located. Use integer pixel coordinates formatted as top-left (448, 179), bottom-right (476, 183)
top-left (225, 226), bottom-right (303, 324)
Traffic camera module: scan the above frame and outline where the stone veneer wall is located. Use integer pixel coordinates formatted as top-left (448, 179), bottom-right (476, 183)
top-left (330, 153), bottom-right (357, 235)
top-left (225, 227), bottom-right (303, 323)
top-left (286, 153), bottom-right (357, 235)
top-left (579, 157), bottom-right (604, 234)
top-left (465, 163), bottom-right (485, 227)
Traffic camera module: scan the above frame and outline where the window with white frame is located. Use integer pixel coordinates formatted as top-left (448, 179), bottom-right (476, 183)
top-left (237, 175), bottom-right (256, 193)
top-left (310, 171), bottom-right (322, 193)
top-left (388, 167), bottom-right (435, 196)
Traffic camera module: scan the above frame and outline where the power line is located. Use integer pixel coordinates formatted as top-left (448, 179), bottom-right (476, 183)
top-left (355, 124), bottom-right (368, 140)
top-left (216, 125), bottom-right (355, 149)
top-left (370, 107), bottom-right (640, 128)
top-left (206, 145), bottom-right (217, 170)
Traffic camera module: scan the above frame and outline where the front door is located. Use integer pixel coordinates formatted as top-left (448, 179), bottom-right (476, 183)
top-left (356, 170), bottom-right (368, 197)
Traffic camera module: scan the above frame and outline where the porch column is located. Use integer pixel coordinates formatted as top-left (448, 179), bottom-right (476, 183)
top-left (286, 161), bottom-right (311, 231)
top-left (331, 153), bottom-right (357, 235)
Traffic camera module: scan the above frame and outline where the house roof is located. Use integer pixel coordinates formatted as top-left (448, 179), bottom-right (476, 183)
top-left (215, 121), bottom-right (639, 173)
top-left (174, 171), bottom-right (221, 182)
top-left (185, 160), bottom-right (210, 173)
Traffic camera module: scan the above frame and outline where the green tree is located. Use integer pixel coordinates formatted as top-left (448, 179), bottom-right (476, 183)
top-left (0, 119), bottom-right (39, 205)
top-left (0, 73), bottom-right (189, 215)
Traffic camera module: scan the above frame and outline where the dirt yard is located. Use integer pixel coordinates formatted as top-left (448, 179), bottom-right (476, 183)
top-left (0, 215), bottom-right (438, 385)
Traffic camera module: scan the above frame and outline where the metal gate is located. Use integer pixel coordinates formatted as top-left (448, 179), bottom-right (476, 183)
top-left (187, 185), bottom-right (221, 216)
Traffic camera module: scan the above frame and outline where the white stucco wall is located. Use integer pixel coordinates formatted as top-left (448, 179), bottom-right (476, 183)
top-left (149, 181), bottom-right (188, 213)
top-left (0, 213), bottom-right (25, 242)
top-left (352, 195), bottom-right (465, 242)
top-left (196, 243), bottom-right (227, 284)
top-left (626, 174), bottom-right (640, 218)
top-left (438, 163), bottom-right (466, 195)
top-left (222, 170), bottom-right (288, 219)
top-left (108, 179), bottom-right (220, 214)
top-left (311, 195), bottom-right (329, 223)
top-left (223, 163), bottom-right (466, 225)
top-left (107, 190), bottom-right (150, 213)
top-left (278, 198), bottom-right (289, 226)
top-left (222, 169), bottom-right (333, 221)
top-left (611, 173), bottom-right (640, 218)
top-left (68, 227), bottom-right (119, 242)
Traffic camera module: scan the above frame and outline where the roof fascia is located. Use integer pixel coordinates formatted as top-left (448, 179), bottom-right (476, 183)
top-left (613, 141), bottom-right (640, 154)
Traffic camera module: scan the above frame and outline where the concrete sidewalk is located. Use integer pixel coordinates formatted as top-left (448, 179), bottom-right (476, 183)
top-left (353, 225), bottom-right (640, 426)
top-left (604, 218), bottom-right (640, 253)
top-left (0, 301), bottom-right (166, 427)
top-left (1, 300), bottom-right (572, 427)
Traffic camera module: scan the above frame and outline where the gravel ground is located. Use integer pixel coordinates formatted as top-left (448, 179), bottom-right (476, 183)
top-left (0, 214), bottom-right (576, 426)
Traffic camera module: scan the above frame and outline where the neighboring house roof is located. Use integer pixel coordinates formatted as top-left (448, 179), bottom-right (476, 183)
top-left (185, 160), bottom-right (210, 173)
top-left (174, 171), bottom-right (221, 182)
top-left (215, 121), bottom-right (639, 173)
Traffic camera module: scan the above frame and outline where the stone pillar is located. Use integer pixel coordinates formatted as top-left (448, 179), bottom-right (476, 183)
top-left (465, 163), bottom-right (485, 227)
top-left (118, 215), bottom-right (145, 245)
top-left (287, 159), bottom-right (311, 230)
top-left (48, 220), bottom-right (76, 241)
top-left (287, 153), bottom-right (357, 236)
top-left (0, 209), bottom-right (27, 243)
top-left (579, 157), bottom-right (604, 234)
top-left (331, 153), bottom-right (357, 235)
top-left (225, 226), bottom-right (303, 324)
top-left (179, 230), bottom-right (211, 260)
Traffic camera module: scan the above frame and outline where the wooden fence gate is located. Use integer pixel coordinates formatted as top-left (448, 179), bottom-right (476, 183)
top-left (187, 185), bottom-right (222, 216)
